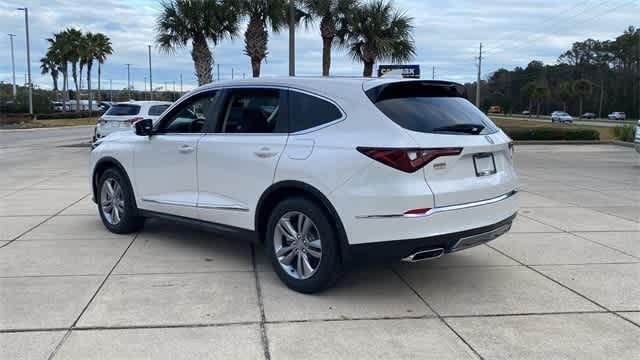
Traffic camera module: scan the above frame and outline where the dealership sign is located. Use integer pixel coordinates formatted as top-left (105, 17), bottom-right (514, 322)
top-left (377, 64), bottom-right (421, 78)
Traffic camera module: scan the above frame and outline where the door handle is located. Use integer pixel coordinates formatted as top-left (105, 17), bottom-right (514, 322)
top-left (254, 147), bottom-right (278, 158)
top-left (178, 144), bottom-right (194, 154)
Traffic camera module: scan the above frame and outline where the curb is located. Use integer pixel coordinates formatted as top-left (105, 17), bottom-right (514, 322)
top-left (0, 125), bottom-right (95, 133)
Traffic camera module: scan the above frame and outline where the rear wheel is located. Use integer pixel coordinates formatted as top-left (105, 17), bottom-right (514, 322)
top-left (97, 168), bottom-right (145, 234)
top-left (265, 197), bottom-right (342, 293)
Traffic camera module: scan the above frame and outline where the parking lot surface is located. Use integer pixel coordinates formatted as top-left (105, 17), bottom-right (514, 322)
top-left (1, 137), bottom-right (639, 359)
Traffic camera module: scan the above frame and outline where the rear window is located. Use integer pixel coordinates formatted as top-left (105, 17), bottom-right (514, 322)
top-left (366, 82), bottom-right (497, 135)
top-left (106, 104), bottom-right (141, 116)
top-left (147, 105), bottom-right (170, 116)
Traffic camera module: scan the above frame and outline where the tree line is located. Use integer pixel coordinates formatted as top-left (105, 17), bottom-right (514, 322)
top-left (157, 0), bottom-right (416, 85)
top-left (40, 29), bottom-right (113, 113)
top-left (469, 26), bottom-right (640, 119)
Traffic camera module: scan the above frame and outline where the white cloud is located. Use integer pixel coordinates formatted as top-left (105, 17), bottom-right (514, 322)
top-left (0, 0), bottom-right (638, 89)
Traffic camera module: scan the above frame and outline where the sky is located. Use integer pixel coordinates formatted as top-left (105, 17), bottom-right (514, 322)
top-left (0, 0), bottom-right (638, 92)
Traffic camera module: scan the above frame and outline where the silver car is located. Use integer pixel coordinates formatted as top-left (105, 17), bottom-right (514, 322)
top-left (551, 111), bottom-right (573, 124)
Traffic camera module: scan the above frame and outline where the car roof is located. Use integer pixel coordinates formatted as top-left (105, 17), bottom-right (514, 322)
top-left (190, 77), bottom-right (464, 99)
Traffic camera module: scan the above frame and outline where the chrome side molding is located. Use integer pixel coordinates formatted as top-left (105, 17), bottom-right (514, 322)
top-left (356, 190), bottom-right (518, 219)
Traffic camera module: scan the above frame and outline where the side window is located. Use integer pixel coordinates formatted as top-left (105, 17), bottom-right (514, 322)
top-left (158, 92), bottom-right (217, 134)
top-left (148, 104), bottom-right (170, 116)
top-left (289, 91), bottom-right (342, 133)
top-left (220, 88), bottom-right (285, 134)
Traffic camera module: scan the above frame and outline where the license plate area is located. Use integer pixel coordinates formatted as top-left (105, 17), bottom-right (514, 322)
top-left (473, 152), bottom-right (496, 177)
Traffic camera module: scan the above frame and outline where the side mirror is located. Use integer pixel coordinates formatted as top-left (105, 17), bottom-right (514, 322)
top-left (134, 118), bottom-right (154, 136)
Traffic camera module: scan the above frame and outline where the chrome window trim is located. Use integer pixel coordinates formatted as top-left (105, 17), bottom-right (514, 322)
top-left (355, 190), bottom-right (518, 219)
top-left (172, 84), bottom-right (347, 135)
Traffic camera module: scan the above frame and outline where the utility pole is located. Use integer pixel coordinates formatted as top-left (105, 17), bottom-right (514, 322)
top-left (109, 79), bottom-right (112, 102)
top-left (432, 66), bottom-right (435, 80)
top-left (179, 73), bottom-right (183, 94)
top-left (232, 67), bottom-right (234, 80)
top-left (125, 64), bottom-right (131, 99)
top-left (8, 33), bottom-right (16, 98)
top-left (17, 8), bottom-right (32, 115)
top-left (217, 64), bottom-right (220, 81)
top-left (147, 45), bottom-right (153, 100)
top-left (476, 43), bottom-right (482, 108)
top-left (288, 0), bottom-right (295, 76)
top-left (172, 80), bottom-right (176, 100)
top-left (144, 76), bottom-right (147, 100)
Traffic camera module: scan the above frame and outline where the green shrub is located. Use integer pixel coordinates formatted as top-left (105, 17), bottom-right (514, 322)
top-left (502, 127), bottom-right (600, 141)
top-left (36, 111), bottom-right (103, 120)
top-left (613, 123), bottom-right (635, 142)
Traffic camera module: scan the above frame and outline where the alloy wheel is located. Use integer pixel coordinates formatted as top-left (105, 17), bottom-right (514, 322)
top-left (100, 178), bottom-right (125, 225)
top-left (273, 211), bottom-right (322, 280)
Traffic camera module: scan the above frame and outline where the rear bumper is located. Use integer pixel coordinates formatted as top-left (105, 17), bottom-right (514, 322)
top-left (345, 212), bottom-right (516, 264)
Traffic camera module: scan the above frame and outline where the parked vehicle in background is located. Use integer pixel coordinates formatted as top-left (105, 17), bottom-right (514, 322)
top-left (94, 101), bottom-right (172, 142)
top-left (635, 120), bottom-right (640, 154)
top-left (521, 110), bottom-right (531, 116)
top-left (580, 112), bottom-right (596, 119)
top-left (488, 105), bottom-right (502, 114)
top-left (608, 112), bottom-right (626, 120)
top-left (89, 78), bottom-right (518, 293)
top-left (551, 111), bottom-right (573, 123)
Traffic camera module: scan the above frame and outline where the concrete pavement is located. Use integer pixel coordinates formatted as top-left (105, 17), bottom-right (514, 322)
top-left (0, 138), bottom-right (639, 359)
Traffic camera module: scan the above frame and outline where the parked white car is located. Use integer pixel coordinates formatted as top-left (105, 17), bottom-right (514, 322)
top-left (551, 111), bottom-right (573, 123)
top-left (89, 78), bottom-right (519, 293)
top-left (94, 101), bottom-right (172, 141)
top-left (608, 112), bottom-right (626, 120)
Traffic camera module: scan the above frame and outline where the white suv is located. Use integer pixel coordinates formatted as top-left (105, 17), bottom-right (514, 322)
top-left (90, 78), bottom-right (519, 293)
top-left (94, 101), bottom-right (172, 141)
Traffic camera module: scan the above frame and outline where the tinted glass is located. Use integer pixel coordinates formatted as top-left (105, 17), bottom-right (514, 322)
top-left (148, 104), bottom-right (170, 116)
top-left (289, 91), bottom-right (342, 132)
top-left (106, 104), bottom-right (140, 116)
top-left (160, 93), bottom-right (216, 133)
top-left (221, 89), bottom-right (284, 133)
top-left (366, 82), bottom-right (497, 135)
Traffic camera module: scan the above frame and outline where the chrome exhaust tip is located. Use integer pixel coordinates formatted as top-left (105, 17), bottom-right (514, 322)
top-left (402, 248), bottom-right (445, 263)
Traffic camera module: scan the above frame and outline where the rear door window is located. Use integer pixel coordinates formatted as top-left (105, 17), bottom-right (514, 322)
top-left (219, 88), bottom-right (286, 134)
top-left (289, 91), bottom-right (342, 133)
top-left (105, 104), bottom-right (141, 116)
top-left (366, 82), bottom-right (497, 135)
top-left (147, 104), bottom-right (170, 116)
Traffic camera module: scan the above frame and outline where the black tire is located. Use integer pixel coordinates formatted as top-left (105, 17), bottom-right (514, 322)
top-left (265, 197), bottom-right (343, 293)
top-left (97, 168), bottom-right (145, 234)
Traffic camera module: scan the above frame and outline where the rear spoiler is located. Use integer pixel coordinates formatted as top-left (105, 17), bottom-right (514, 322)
top-left (365, 81), bottom-right (468, 103)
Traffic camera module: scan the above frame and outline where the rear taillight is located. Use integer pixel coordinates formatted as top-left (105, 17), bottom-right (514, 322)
top-left (130, 117), bottom-right (143, 124)
top-left (357, 147), bottom-right (463, 173)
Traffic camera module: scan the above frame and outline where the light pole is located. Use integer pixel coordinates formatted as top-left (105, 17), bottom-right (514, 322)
top-left (125, 63), bottom-right (131, 99)
top-left (179, 73), bottom-right (183, 94)
top-left (8, 33), bottom-right (16, 98)
top-left (17, 7), bottom-right (32, 114)
top-left (288, 0), bottom-right (295, 76)
top-left (147, 45), bottom-right (153, 100)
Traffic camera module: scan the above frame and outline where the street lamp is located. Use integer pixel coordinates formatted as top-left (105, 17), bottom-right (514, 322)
top-left (8, 33), bottom-right (16, 98)
top-left (16, 7), bottom-right (32, 115)
top-left (147, 45), bottom-right (153, 100)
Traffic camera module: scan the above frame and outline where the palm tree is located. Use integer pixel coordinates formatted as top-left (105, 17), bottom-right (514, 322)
top-left (40, 53), bottom-right (59, 100)
top-left (46, 33), bottom-right (70, 111)
top-left (240, 0), bottom-right (289, 77)
top-left (156, 0), bottom-right (240, 85)
top-left (532, 86), bottom-right (550, 117)
top-left (340, 0), bottom-right (415, 77)
top-left (79, 32), bottom-right (102, 113)
top-left (93, 33), bottom-right (113, 102)
top-left (303, 0), bottom-right (358, 76)
top-left (572, 79), bottom-right (593, 115)
top-left (62, 28), bottom-right (84, 111)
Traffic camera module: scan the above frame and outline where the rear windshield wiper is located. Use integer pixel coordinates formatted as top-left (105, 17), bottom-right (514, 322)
top-left (432, 123), bottom-right (485, 135)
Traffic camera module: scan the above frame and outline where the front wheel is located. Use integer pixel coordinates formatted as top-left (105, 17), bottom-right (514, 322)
top-left (97, 168), bottom-right (145, 234)
top-left (265, 197), bottom-right (343, 293)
